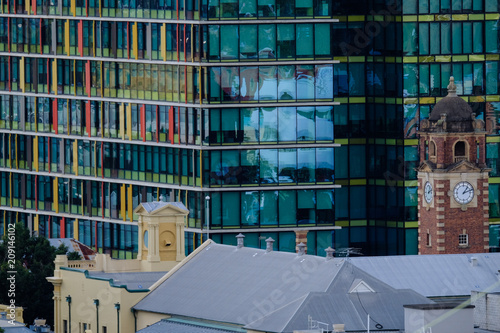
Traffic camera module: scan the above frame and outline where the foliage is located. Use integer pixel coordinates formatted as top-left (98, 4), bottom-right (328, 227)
top-left (67, 251), bottom-right (82, 260)
top-left (0, 223), bottom-right (57, 327)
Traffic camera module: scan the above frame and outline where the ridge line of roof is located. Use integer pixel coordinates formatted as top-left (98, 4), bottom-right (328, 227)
top-left (133, 239), bottom-right (216, 308)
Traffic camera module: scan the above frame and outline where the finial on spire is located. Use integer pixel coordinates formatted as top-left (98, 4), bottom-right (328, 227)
top-left (447, 76), bottom-right (457, 97)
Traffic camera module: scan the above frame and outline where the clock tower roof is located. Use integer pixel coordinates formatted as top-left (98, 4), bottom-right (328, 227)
top-left (429, 77), bottom-right (473, 122)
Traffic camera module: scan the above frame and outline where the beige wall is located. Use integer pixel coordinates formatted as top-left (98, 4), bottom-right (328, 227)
top-left (58, 269), bottom-right (148, 333)
top-left (135, 311), bottom-right (169, 331)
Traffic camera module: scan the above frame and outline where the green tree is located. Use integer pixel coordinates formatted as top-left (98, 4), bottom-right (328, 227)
top-left (0, 223), bottom-right (57, 327)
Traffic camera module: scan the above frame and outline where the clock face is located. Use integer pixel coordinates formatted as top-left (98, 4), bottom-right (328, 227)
top-left (453, 181), bottom-right (474, 205)
top-left (424, 182), bottom-right (433, 203)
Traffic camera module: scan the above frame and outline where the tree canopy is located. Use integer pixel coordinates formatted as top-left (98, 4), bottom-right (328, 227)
top-left (0, 223), bottom-right (63, 327)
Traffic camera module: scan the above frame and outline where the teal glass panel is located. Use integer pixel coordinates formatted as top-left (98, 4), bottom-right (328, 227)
top-left (316, 148), bottom-right (334, 182)
top-left (403, 23), bottom-right (417, 55)
top-left (277, 24), bottom-right (295, 59)
top-left (350, 186), bottom-right (366, 219)
top-left (406, 229), bottom-right (418, 255)
top-left (241, 191), bottom-right (259, 226)
top-left (297, 107), bottom-right (315, 141)
top-left (211, 192), bottom-right (221, 227)
top-left (258, 24), bottom-right (276, 59)
top-left (485, 21), bottom-right (499, 53)
top-left (258, 0), bottom-right (275, 17)
top-left (222, 192), bottom-right (239, 227)
top-left (349, 145), bottom-right (365, 178)
top-left (473, 0), bottom-right (482, 10)
top-left (241, 150), bottom-right (259, 184)
top-left (463, 23), bottom-right (472, 54)
top-left (220, 0), bottom-right (238, 18)
top-left (403, 0), bottom-right (417, 13)
top-left (297, 189), bottom-right (315, 224)
top-left (463, 63), bottom-right (473, 94)
top-left (316, 106), bottom-right (333, 141)
top-left (452, 0), bottom-right (461, 11)
top-left (463, 0), bottom-right (472, 10)
top-left (404, 63), bottom-right (418, 97)
top-left (334, 146), bottom-right (348, 179)
top-left (261, 191), bottom-right (278, 225)
top-left (278, 232), bottom-right (296, 252)
top-left (315, 24), bottom-right (330, 56)
top-left (239, 0), bottom-right (257, 17)
top-left (220, 25), bottom-right (238, 60)
top-left (258, 67), bottom-right (277, 101)
top-left (485, 0), bottom-right (497, 11)
top-left (419, 23), bottom-right (429, 55)
top-left (241, 107), bottom-right (259, 142)
top-left (452, 23), bottom-right (462, 54)
top-left (278, 107), bottom-right (296, 142)
top-left (296, 24), bottom-right (313, 58)
top-left (430, 23), bottom-right (440, 54)
top-left (419, 64), bottom-right (430, 95)
top-left (278, 149), bottom-right (296, 182)
top-left (209, 25), bottom-right (220, 59)
top-left (260, 149), bottom-right (278, 183)
top-left (278, 66), bottom-right (296, 100)
top-left (486, 61), bottom-right (498, 94)
top-left (279, 190), bottom-right (296, 225)
top-left (259, 107), bottom-right (277, 141)
top-left (430, 0), bottom-right (440, 12)
top-left (297, 65), bottom-right (315, 99)
top-left (430, 64), bottom-right (441, 96)
top-left (240, 25), bottom-right (257, 59)
top-left (453, 63), bottom-right (463, 95)
top-left (473, 22), bottom-right (483, 53)
top-left (316, 64), bottom-right (333, 100)
top-left (297, 148), bottom-right (315, 182)
top-left (240, 67), bottom-right (259, 101)
top-left (441, 22), bottom-right (450, 54)
top-left (349, 63), bottom-right (365, 96)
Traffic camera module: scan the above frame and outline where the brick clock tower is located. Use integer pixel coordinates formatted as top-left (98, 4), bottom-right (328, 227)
top-left (417, 77), bottom-right (490, 255)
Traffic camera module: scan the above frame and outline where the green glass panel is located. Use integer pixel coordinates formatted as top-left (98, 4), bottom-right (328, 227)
top-left (315, 24), bottom-right (330, 56)
top-left (261, 191), bottom-right (278, 225)
top-left (278, 190), bottom-right (296, 225)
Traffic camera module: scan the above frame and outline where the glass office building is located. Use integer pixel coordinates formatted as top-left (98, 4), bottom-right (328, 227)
top-left (0, 0), bottom-right (499, 257)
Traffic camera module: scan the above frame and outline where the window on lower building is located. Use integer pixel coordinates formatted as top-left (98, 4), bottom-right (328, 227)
top-left (426, 231), bottom-right (431, 247)
top-left (63, 320), bottom-right (67, 333)
top-left (102, 326), bottom-right (107, 333)
top-left (459, 233), bottom-right (469, 246)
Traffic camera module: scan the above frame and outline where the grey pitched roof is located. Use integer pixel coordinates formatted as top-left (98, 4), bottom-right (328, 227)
top-left (349, 253), bottom-right (500, 297)
top-left (86, 271), bottom-right (166, 290)
top-left (244, 264), bottom-right (432, 333)
top-left (140, 201), bottom-right (188, 214)
top-left (137, 318), bottom-right (245, 333)
top-left (134, 243), bottom-right (345, 325)
top-left (134, 243), bottom-right (432, 332)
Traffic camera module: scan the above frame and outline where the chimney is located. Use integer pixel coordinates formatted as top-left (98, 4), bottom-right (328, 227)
top-left (236, 233), bottom-right (245, 248)
top-left (325, 247), bottom-right (335, 260)
top-left (297, 242), bottom-right (306, 256)
top-left (295, 229), bottom-right (308, 254)
top-left (470, 257), bottom-right (478, 267)
top-left (265, 237), bottom-right (274, 252)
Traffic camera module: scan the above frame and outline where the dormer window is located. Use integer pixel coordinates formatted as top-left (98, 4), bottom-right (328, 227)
top-left (454, 141), bottom-right (468, 162)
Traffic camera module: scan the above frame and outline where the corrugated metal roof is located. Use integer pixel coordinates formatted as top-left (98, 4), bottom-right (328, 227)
top-left (87, 271), bottom-right (166, 290)
top-left (137, 319), bottom-right (244, 333)
top-left (134, 244), bottom-right (345, 325)
top-left (140, 201), bottom-right (188, 214)
top-left (244, 264), bottom-right (432, 333)
top-left (349, 253), bottom-right (500, 297)
top-left (134, 243), bottom-right (431, 332)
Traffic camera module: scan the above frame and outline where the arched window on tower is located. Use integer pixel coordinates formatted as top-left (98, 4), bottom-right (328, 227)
top-left (429, 141), bottom-right (436, 162)
top-left (454, 141), bottom-right (467, 162)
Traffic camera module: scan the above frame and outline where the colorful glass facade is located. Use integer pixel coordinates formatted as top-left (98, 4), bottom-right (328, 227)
top-left (1, 0), bottom-right (499, 257)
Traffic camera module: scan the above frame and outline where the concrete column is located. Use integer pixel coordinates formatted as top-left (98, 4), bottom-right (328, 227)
top-left (137, 216), bottom-right (143, 260)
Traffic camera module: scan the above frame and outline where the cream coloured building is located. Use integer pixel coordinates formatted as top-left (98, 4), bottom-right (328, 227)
top-left (47, 202), bottom-right (189, 333)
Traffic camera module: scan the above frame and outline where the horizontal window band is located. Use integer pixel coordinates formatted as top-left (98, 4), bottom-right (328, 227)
top-left (0, 13), bottom-right (338, 24)
top-left (0, 91), bottom-right (340, 109)
top-left (0, 51), bottom-right (340, 66)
